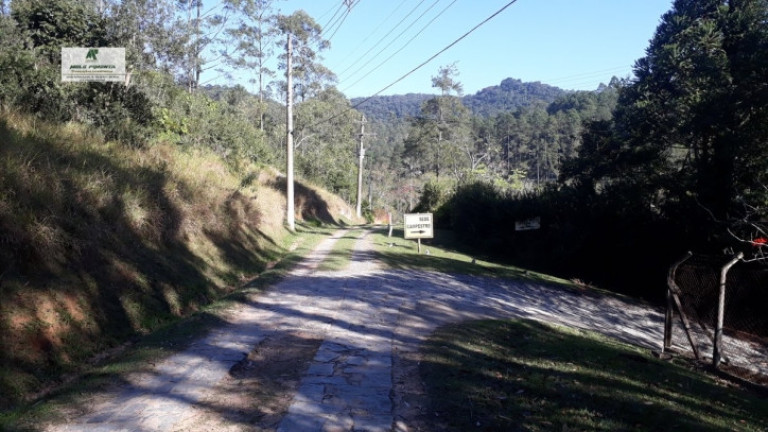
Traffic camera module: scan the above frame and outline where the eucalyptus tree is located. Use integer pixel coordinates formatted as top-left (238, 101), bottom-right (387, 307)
top-left (276, 9), bottom-right (329, 230)
top-left (176, 0), bottom-right (234, 93)
top-left (222, 0), bottom-right (281, 132)
top-left (103, 0), bottom-right (187, 79)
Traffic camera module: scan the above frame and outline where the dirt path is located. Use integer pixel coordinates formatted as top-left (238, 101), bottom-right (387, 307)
top-left (42, 229), bottom-right (768, 432)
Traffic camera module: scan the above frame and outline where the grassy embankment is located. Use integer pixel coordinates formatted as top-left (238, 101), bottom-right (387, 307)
top-left (422, 319), bottom-right (768, 431)
top-left (0, 110), bottom-right (355, 410)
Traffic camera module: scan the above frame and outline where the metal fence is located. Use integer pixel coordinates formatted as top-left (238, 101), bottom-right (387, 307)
top-left (664, 252), bottom-right (768, 380)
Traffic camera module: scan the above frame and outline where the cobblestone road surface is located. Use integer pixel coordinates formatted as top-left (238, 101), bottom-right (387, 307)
top-left (45, 229), bottom-right (768, 431)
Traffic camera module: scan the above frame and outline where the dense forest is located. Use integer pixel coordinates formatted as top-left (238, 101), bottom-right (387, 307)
top-left (1, 0), bottom-right (767, 303)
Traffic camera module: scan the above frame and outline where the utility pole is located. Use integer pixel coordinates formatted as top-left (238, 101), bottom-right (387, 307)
top-left (355, 115), bottom-right (371, 218)
top-left (285, 33), bottom-right (295, 231)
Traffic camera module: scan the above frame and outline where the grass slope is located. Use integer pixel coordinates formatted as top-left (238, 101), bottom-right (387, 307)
top-left (0, 110), bottom-right (355, 408)
top-left (422, 319), bottom-right (768, 431)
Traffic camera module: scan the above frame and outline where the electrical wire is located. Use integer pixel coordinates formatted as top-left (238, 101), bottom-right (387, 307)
top-left (340, 0), bottom-right (459, 93)
top-left (340, 0), bottom-right (444, 84)
top-left (320, 1), bottom-right (348, 36)
top-left (356, 0), bottom-right (519, 102)
top-left (334, 0), bottom-right (410, 68)
top-left (306, 0), bottom-right (520, 129)
top-left (336, 0), bottom-right (429, 77)
top-left (324, 0), bottom-right (360, 43)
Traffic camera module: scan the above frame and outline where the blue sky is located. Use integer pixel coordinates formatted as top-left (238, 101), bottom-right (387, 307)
top-left (205, 0), bottom-right (675, 98)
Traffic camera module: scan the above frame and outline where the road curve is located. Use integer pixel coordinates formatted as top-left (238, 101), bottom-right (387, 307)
top-left (44, 229), bottom-right (768, 432)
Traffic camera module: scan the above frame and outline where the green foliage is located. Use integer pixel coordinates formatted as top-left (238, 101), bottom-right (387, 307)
top-left (361, 200), bottom-right (374, 224)
top-left (292, 87), bottom-right (359, 201)
top-left (561, 0), bottom-right (768, 248)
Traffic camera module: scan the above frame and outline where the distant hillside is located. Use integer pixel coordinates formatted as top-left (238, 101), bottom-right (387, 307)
top-left (351, 93), bottom-right (433, 122)
top-left (352, 78), bottom-right (569, 121)
top-left (463, 78), bottom-right (568, 117)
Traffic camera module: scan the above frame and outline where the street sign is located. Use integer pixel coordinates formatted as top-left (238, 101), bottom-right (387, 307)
top-left (515, 217), bottom-right (541, 231)
top-left (404, 213), bottom-right (434, 239)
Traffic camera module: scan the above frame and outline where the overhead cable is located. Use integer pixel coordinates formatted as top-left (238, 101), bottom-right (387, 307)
top-left (334, 0), bottom-right (410, 68)
top-left (341, 0), bottom-right (459, 92)
top-left (307, 0), bottom-right (520, 129)
top-left (340, 0), bottom-right (444, 83)
top-left (336, 0), bottom-right (429, 77)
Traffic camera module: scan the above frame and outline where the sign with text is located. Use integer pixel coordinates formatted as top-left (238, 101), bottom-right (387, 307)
top-left (62, 48), bottom-right (126, 83)
top-left (515, 217), bottom-right (541, 231)
top-left (404, 213), bottom-right (434, 239)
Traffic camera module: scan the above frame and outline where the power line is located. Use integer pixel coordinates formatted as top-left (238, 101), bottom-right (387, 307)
top-left (334, 0), bottom-right (410, 68)
top-left (340, 0), bottom-right (444, 84)
top-left (307, 0), bottom-right (520, 129)
top-left (320, 1), bottom-right (348, 35)
top-left (336, 0), bottom-right (429, 77)
top-left (324, 0), bottom-right (359, 43)
top-left (354, 0), bottom-right (520, 107)
top-left (341, 0), bottom-right (459, 93)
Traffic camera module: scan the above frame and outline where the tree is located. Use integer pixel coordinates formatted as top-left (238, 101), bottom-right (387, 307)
top-left (276, 10), bottom-right (329, 231)
top-left (403, 65), bottom-right (472, 181)
top-left (616, 0), bottom-right (768, 223)
top-left (558, 0), bottom-right (768, 250)
top-left (103, 0), bottom-right (187, 79)
top-left (222, 0), bottom-right (280, 132)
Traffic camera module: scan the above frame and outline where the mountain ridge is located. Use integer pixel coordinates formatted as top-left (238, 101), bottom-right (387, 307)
top-left (351, 77), bottom-right (571, 121)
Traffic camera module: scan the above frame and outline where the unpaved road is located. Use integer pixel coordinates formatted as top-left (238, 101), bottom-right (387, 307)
top-left (43, 229), bottom-right (768, 431)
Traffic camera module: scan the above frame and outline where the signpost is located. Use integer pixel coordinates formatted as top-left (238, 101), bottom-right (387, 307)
top-left (404, 213), bottom-right (433, 253)
top-left (62, 48), bottom-right (126, 83)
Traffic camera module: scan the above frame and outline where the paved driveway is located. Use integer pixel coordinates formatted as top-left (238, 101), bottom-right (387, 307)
top-left (45, 230), bottom-right (767, 431)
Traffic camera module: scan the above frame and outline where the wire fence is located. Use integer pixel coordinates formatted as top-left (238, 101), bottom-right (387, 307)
top-left (665, 253), bottom-right (768, 381)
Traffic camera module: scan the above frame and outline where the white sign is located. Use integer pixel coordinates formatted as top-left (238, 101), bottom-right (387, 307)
top-left (404, 213), bottom-right (434, 239)
top-left (515, 217), bottom-right (541, 231)
top-left (62, 48), bottom-right (126, 83)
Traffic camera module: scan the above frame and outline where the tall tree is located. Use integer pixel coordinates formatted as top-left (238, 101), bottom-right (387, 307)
top-left (561, 0), bottom-right (768, 244)
top-left (104, 0), bottom-right (187, 78)
top-left (403, 64), bottom-right (472, 181)
top-left (620, 0), bottom-right (768, 221)
top-left (276, 10), bottom-right (328, 230)
top-left (222, 0), bottom-right (280, 131)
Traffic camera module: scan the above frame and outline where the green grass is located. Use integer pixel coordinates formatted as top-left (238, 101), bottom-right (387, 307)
top-left (421, 319), bottom-right (768, 432)
top-left (0, 223), bottom-right (335, 431)
top-left (316, 229), bottom-right (362, 271)
top-left (370, 227), bottom-right (569, 286)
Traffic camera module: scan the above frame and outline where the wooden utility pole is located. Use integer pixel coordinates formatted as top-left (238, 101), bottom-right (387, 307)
top-left (285, 33), bottom-right (295, 231)
top-left (355, 115), bottom-right (367, 218)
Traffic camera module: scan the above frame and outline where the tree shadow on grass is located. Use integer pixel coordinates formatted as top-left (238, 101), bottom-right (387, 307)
top-left (420, 319), bottom-right (768, 432)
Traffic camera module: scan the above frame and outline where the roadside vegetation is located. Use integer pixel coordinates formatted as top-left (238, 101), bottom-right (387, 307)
top-left (370, 228), bottom-right (572, 288)
top-left (421, 319), bottom-right (768, 431)
top-left (0, 110), bottom-right (355, 411)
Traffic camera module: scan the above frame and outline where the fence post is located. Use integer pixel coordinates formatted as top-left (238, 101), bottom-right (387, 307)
top-left (665, 252), bottom-right (693, 352)
top-left (714, 252), bottom-right (743, 368)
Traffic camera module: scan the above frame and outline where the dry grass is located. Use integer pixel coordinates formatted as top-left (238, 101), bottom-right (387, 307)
top-left (0, 109), bottom-right (355, 408)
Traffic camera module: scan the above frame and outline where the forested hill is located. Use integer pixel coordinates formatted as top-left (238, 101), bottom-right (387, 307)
top-left (352, 77), bottom-right (568, 121)
top-left (351, 93), bottom-right (433, 121)
top-left (463, 78), bottom-right (568, 117)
